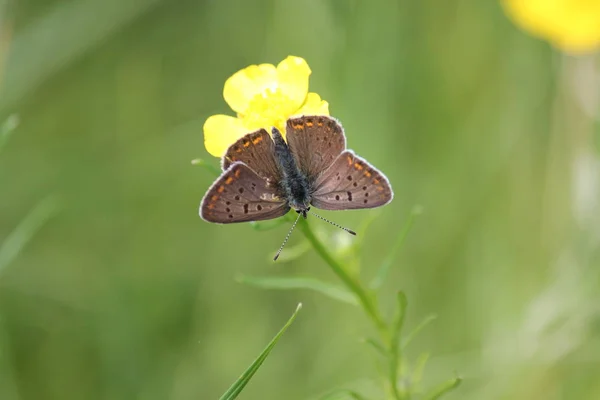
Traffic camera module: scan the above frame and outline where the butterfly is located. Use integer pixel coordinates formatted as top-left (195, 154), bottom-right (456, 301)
top-left (199, 115), bottom-right (393, 257)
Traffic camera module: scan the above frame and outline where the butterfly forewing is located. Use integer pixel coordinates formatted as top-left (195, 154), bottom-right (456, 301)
top-left (286, 115), bottom-right (346, 181)
top-left (222, 129), bottom-right (282, 182)
top-left (311, 150), bottom-right (393, 210)
top-left (200, 162), bottom-right (289, 223)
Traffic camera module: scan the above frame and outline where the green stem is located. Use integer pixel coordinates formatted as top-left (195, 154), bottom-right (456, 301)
top-left (298, 218), bottom-right (387, 336)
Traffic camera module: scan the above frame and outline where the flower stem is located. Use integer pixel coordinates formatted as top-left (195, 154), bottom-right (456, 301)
top-left (297, 218), bottom-right (387, 336)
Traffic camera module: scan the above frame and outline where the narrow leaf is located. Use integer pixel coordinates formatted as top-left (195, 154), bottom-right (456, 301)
top-left (370, 205), bottom-right (422, 289)
top-left (423, 377), bottom-right (462, 400)
top-left (218, 303), bottom-right (303, 400)
top-left (0, 195), bottom-right (59, 274)
top-left (238, 275), bottom-right (358, 306)
top-left (402, 314), bottom-right (437, 348)
top-left (191, 157), bottom-right (221, 177)
top-left (389, 292), bottom-right (408, 399)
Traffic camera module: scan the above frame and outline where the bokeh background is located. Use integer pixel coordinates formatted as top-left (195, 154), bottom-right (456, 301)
top-left (1, 0), bottom-right (600, 399)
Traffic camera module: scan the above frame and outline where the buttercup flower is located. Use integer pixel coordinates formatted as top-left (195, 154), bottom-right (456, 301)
top-left (502, 0), bottom-right (600, 53)
top-left (203, 56), bottom-right (330, 157)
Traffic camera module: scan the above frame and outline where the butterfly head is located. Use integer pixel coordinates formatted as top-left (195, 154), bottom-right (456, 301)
top-left (295, 206), bottom-right (310, 219)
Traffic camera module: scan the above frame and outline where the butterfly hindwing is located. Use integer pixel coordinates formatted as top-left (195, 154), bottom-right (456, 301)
top-left (285, 115), bottom-right (346, 181)
top-left (200, 162), bottom-right (290, 223)
top-left (222, 129), bottom-right (282, 182)
top-left (310, 150), bottom-right (393, 210)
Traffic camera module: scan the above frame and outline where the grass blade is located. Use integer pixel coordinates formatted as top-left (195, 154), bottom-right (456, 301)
top-left (219, 303), bottom-right (303, 400)
top-left (237, 275), bottom-right (358, 305)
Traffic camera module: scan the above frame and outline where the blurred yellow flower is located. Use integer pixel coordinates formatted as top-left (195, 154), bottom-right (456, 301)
top-left (203, 56), bottom-right (330, 157)
top-left (502, 0), bottom-right (600, 53)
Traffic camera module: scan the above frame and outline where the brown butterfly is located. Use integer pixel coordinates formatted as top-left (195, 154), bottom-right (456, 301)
top-left (199, 115), bottom-right (393, 258)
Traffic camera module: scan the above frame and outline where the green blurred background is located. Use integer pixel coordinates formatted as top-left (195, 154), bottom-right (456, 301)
top-left (1, 0), bottom-right (599, 399)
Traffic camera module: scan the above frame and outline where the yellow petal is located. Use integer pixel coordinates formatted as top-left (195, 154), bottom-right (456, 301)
top-left (223, 63), bottom-right (277, 114)
top-left (503, 0), bottom-right (600, 53)
top-left (503, 0), bottom-right (560, 39)
top-left (296, 92), bottom-right (330, 116)
top-left (275, 56), bottom-right (311, 110)
top-left (203, 115), bottom-right (249, 157)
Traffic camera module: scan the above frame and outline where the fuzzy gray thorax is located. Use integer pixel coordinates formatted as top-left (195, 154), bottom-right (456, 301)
top-left (271, 127), bottom-right (311, 213)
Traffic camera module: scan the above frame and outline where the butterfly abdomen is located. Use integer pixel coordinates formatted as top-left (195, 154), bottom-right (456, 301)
top-left (271, 127), bottom-right (311, 211)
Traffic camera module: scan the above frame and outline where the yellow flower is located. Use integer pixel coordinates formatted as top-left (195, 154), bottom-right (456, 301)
top-left (203, 56), bottom-right (330, 157)
top-left (502, 0), bottom-right (600, 53)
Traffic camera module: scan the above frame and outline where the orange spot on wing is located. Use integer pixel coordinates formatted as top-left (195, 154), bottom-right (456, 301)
top-left (217, 186), bottom-right (225, 193)
top-left (225, 176), bottom-right (234, 184)
top-left (243, 140), bottom-right (250, 147)
top-left (364, 171), bottom-right (372, 177)
top-left (347, 156), bottom-right (353, 166)
top-left (354, 162), bottom-right (363, 170)
top-left (211, 195), bottom-right (218, 201)
top-left (234, 169), bottom-right (241, 178)
top-left (252, 136), bottom-right (263, 145)
top-left (373, 178), bottom-right (380, 185)
top-left (292, 123), bottom-right (304, 129)
top-left (306, 121), bottom-right (314, 127)
top-left (207, 204), bottom-right (214, 209)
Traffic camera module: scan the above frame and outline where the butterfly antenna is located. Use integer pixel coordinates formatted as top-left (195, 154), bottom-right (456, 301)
top-left (309, 210), bottom-right (356, 235)
top-left (273, 213), bottom-right (302, 261)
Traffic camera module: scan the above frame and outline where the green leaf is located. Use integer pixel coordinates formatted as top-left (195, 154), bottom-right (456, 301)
top-left (219, 303), bottom-right (303, 400)
top-left (238, 275), bottom-right (358, 306)
top-left (422, 377), bottom-right (462, 400)
top-left (370, 205), bottom-right (422, 289)
top-left (191, 157), bottom-right (221, 177)
top-left (402, 314), bottom-right (437, 348)
top-left (389, 292), bottom-right (408, 399)
top-left (0, 195), bottom-right (59, 274)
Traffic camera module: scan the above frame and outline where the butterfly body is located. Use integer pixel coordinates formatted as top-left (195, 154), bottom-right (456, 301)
top-left (200, 115), bottom-right (393, 224)
top-left (271, 127), bottom-right (312, 216)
